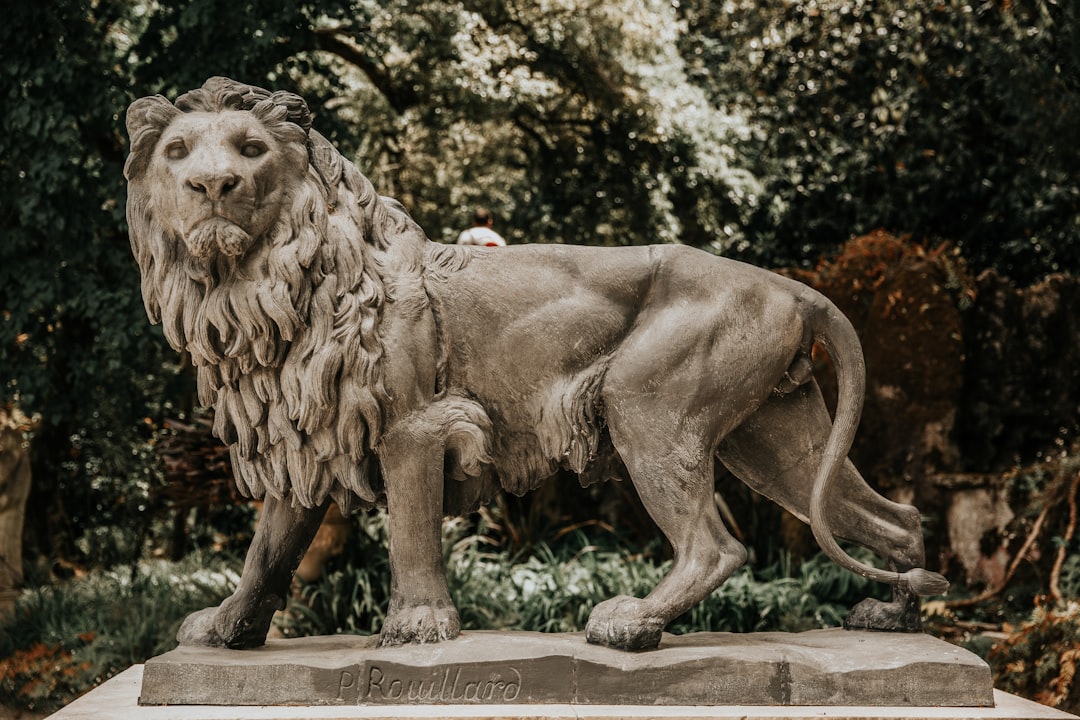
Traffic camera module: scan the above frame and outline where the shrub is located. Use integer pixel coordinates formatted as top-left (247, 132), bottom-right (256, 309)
top-left (276, 513), bottom-right (391, 638)
top-left (990, 601), bottom-right (1080, 715)
top-left (0, 555), bottom-right (238, 713)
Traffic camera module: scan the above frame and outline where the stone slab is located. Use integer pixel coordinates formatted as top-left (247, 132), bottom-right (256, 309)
top-left (138, 630), bottom-right (994, 708)
top-left (48, 666), bottom-right (1078, 720)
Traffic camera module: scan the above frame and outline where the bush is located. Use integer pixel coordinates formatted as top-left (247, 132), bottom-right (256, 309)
top-left (276, 513), bottom-right (391, 638)
top-left (0, 555), bottom-right (239, 713)
top-left (990, 601), bottom-right (1080, 715)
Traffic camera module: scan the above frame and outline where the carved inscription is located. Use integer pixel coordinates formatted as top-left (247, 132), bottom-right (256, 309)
top-left (340, 665), bottom-right (524, 704)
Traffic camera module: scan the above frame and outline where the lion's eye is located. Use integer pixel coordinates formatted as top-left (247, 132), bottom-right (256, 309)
top-left (240, 141), bottom-right (267, 158)
top-left (165, 141), bottom-right (188, 160)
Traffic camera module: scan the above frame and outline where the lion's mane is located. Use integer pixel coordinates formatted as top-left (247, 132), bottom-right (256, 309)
top-left (125, 77), bottom-right (412, 513)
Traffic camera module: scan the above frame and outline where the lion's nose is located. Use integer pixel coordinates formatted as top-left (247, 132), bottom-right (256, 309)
top-left (187, 173), bottom-right (240, 201)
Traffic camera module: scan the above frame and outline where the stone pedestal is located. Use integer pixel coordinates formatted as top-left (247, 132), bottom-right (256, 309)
top-left (139, 630), bottom-right (992, 708)
top-left (46, 665), bottom-right (1078, 720)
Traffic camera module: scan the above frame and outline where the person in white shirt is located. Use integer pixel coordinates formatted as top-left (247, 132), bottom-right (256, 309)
top-left (456, 208), bottom-right (507, 246)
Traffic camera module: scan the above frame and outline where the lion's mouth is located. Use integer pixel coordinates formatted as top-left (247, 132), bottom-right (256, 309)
top-left (183, 216), bottom-right (254, 259)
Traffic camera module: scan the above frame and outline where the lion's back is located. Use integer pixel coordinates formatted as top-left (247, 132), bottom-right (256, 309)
top-left (427, 243), bottom-right (790, 353)
top-left (426, 244), bottom-right (667, 387)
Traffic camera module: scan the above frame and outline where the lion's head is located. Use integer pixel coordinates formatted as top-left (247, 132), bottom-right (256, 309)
top-left (124, 77), bottom-right (411, 513)
top-left (125, 78), bottom-right (312, 265)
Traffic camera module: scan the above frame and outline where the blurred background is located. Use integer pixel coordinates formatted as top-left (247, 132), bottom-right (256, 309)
top-left (1, 0), bottom-right (1078, 714)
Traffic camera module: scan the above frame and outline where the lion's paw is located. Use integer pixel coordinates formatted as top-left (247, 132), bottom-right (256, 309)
top-left (176, 599), bottom-right (277, 649)
top-left (176, 606), bottom-right (227, 647)
top-left (844, 597), bottom-right (921, 633)
top-left (379, 604), bottom-right (461, 647)
top-left (585, 595), bottom-right (665, 651)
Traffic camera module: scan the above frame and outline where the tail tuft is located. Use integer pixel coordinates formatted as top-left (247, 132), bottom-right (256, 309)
top-left (900, 568), bottom-right (950, 597)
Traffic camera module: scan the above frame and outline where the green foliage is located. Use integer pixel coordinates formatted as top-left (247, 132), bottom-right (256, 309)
top-left (0, 0), bottom-right (190, 564)
top-left (277, 512), bottom-right (392, 637)
top-left (279, 515), bottom-right (887, 639)
top-left (2, 0), bottom-right (1076, 575)
top-left (2, 1), bottom-right (149, 418)
top-left (682, 0), bottom-right (1080, 280)
top-left (1057, 554), bottom-right (1080, 602)
top-left (128, 0), bottom-right (355, 141)
top-left (301, 0), bottom-right (764, 249)
top-left (0, 555), bottom-right (239, 712)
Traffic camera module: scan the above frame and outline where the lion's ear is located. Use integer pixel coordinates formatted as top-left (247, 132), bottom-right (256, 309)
top-left (124, 96), bottom-right (180, 180)
top-left (125, 95), bottom-right (179, 139)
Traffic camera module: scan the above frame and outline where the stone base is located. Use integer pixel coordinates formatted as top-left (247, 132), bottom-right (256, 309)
top-left (139, 630), bottom-right (993, 708)
top-left (47, 665), bottom-right (1078, 720)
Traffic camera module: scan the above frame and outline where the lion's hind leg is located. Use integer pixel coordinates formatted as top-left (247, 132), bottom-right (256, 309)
top-left (585, 420), bottom-right (747, 651)
top-left (717, 382), bottom-right (928, 632)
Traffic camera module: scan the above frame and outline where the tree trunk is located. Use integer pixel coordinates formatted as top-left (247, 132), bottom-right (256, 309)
top-left (0, 407), bottom-right (33, 618)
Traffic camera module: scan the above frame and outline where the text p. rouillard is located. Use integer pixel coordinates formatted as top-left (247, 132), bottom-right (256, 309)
top-left (339, 664), bottom-right (524, 704)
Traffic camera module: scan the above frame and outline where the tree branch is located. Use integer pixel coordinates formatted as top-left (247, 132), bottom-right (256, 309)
top-left (313, 28), bottom-right (417, 115)
top-left (1049, 471), bottom-right (1080, 604)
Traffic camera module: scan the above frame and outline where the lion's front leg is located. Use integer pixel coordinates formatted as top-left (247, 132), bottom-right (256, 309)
top-left (377, 434), bottom-right (460, 647)
top-left (177, 496), bottom-right (329, 649)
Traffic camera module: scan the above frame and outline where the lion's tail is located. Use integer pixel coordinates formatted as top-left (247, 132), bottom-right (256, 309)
top-left (808, 301), bottom-right (949, 598)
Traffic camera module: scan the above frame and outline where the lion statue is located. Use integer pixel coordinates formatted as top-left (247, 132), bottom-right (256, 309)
top-left (125, 77), bottom-right (947, 652)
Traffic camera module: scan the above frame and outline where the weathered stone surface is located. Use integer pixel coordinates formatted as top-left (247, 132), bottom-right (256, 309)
top-left (140, 630), bottom-right (993, 708)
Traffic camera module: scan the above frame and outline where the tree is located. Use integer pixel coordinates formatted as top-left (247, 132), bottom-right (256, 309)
top-left (303, 0), bottom-right (764, 248)
top-left (2, 0), bottom-right (1076, 569)
top-left (1, 0), bottom-right (175, 564)
top-left (679, 0), bottom-right (1080, 280)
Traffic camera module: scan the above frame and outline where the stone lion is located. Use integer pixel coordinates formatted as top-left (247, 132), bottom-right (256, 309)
top-left (125, 77), bottom-right (947, 652)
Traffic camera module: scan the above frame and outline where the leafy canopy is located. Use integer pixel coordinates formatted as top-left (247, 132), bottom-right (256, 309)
top-left (0, 0), bottom-right (1076, 564)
